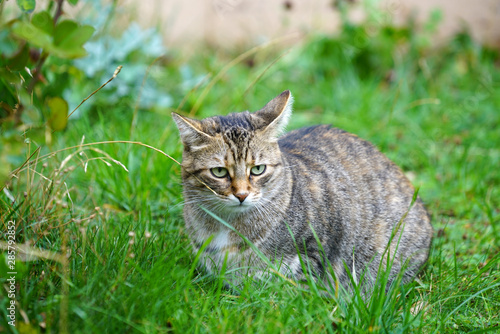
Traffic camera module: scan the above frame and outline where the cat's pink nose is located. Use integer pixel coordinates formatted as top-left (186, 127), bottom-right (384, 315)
top-left (234, 193), bottom-right (249, 203)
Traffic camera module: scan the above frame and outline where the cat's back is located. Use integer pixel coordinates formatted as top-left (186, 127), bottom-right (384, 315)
top-left (278, 123), bottom-right (431, 239)
top-left (277, 124), bottom-right (432, 285)
top-left (279, 124), bottom-right (405, 183)
top-left (279, 124), bottom-right (382, 163)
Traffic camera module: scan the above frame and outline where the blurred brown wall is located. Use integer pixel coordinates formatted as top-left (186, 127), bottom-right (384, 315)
top-left (122, 0), bottom-right (500, 48)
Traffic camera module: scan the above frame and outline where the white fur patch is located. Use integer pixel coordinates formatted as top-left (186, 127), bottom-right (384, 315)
top-left (189, 144), bottom-right (209, 151)
top-left (211, 230), bottom-right (231, 250)
top-left (272, 92), bottom-right (293, 137)
top-left (278, 93), bottom-right (293, 133)
top-left (288, 255), bottom-right (302, 274)
top-left (281, 255), bottom-right (301, 276)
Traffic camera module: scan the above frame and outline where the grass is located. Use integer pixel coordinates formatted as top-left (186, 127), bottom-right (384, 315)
top-left (1, 16), bottom-right (500, 333)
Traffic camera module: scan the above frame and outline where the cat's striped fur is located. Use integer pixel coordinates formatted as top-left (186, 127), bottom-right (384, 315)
top-left (173, 90), bottom-right (432, 291)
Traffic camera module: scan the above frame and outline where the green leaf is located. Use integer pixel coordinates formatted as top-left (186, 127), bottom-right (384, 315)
top-left (67, 0), bottom-right (79, 5)
top-left (31, 11), bottom-right (54, 36)
top-left (47, 97), bottom-right (68, 131)
top-left (12, 20), bottom-right (95, 59)
top-left (0, 69), bottom-right (23, 92)
top-left (12, 21), bottom-right (53, 51)
top-left (16, 0), bottom-right (36, 13)
top-left (53, 20), bottom-right (95, 58)
top-left (7, 44), bottom-right (29, 71)
top-left (54, 20), bottom-right (95, 48)
top-left (54, 20), bottom-right (78, 46)
top-left (59, 25), bottom-right (95, 50)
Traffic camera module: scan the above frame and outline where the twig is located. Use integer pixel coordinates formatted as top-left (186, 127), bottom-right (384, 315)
top-left (67, 65), bottom-right (122, 119)
top-left (53, 0), bottom-right (65, 24)
top-left (0, 241), bottom-right (66, 263)
top-left (27, 53), bottom-right (48, 94)
top-left (403, 98), bottom-right (441, 111)
top-left (1, 147), bottom-right (41, 192)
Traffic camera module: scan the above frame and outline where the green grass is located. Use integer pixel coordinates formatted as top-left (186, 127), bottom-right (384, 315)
top-left (1, 19), bottom-right (500, 333)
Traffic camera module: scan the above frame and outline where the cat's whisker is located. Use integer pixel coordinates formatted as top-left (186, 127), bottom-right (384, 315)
top-left (281, 164), bottom-right (299, 170)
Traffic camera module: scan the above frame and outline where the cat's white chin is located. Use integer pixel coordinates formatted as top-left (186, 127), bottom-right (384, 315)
top-left (227, 203), bottom-right (253, 213)
top-left (224, 198), bottom-right (257, 214)
top-left (212, 194), bottom-right (259, 215)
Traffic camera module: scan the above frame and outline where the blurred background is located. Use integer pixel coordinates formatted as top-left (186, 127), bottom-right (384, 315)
top-left (122, 0), bottom-right (500, 49)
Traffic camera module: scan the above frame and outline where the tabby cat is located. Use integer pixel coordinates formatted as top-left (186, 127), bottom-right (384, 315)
top-left (173, 90), bottom-right (432, 291)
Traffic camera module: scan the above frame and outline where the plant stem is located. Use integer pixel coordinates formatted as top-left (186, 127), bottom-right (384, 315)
top-left (27, 0), bottom-right (65, 94)
top-left (53, 0), bottom-right (65, 23)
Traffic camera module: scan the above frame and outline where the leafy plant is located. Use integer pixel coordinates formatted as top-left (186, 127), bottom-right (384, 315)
top-left (0, 0), bottom-right (94, 183)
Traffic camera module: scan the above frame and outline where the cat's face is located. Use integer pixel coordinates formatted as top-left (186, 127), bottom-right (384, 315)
top-left (181, 126), bottom-right (283, 214)
top-left (173, 91), bottom-right (293, 217)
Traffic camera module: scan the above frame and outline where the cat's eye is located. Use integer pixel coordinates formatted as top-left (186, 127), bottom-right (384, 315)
top-left (211, 167), bottom-right (228, 178)
top-left (250, 165), bottom-right (266, 176)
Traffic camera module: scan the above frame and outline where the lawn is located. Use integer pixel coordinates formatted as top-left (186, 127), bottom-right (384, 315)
top-left (1, 2), bottom-right (499, 333)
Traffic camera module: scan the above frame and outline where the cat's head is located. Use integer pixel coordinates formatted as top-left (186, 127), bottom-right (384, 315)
top-left (173, 90), bottom-right (293, 216)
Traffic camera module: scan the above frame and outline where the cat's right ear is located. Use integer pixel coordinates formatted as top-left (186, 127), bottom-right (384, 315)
top-left (172, 113), bottom-right (212, 148)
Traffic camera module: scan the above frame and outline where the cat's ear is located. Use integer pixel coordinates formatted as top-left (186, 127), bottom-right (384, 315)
top-left (172, 112), bottom-right (213, 148)
top-left (254, 90), bottom-right (293, 138)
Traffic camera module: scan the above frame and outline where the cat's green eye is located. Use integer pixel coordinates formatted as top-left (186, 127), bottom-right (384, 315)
top-left (211, 167), bottom-right (228, 178)
top-left (250, 165), bottom-right (266, 176)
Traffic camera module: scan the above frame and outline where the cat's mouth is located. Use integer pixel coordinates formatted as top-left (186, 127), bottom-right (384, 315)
top-left (212, 203), bottom-right (253, 217)
top-left (225, 198), bottom-right (255, 213)
top-left (211, 193), bottom-right (258, 215)
top-left (230, 202), bottom-right (253, 210)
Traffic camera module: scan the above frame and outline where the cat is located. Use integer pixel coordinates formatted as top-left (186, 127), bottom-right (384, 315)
top-left (172, 90), bottom-right (433, 292)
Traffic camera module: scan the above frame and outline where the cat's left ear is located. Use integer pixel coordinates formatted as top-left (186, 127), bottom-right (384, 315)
top-left (172, 112), bottom-right (213, 148)
top-left (253, 90), bottom-right (293, 138)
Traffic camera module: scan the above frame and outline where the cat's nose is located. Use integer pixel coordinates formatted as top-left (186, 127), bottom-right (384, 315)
top-left (234, 192), bottom-right (249, 203)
